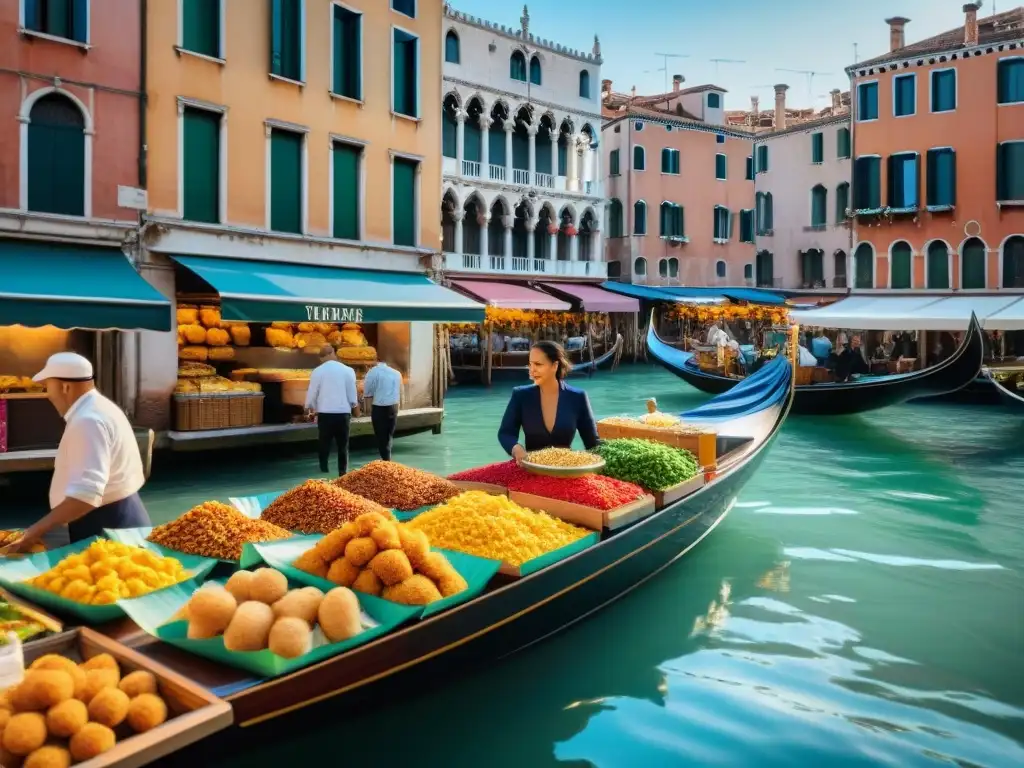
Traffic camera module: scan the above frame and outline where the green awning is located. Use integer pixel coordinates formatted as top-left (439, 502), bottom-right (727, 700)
top-left (0, 241), bottom-right (172, 331)
top-left (172, 255), bottom-right (485, 323)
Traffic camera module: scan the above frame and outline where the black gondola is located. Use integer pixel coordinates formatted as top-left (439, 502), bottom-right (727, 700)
top-left (569, 333), bottom-right (623, 376)
top-left (984, 368), bottom-right (1024, 411)
top-left (648, 312), bottom-right (985, 416)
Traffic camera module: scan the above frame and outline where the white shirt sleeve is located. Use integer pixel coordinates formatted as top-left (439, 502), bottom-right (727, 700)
top-left (362, 368), bottom-right (377, 399)
top-left (305, 367), bottom-right (321, 410)
top-left (347, 367), bottom-right (359, 409)
top-left (60, 416), bottom-right (112, 508)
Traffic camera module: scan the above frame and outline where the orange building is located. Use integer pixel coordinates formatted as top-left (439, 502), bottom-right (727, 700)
top-left (848, 4), bottom-right (1024, 291)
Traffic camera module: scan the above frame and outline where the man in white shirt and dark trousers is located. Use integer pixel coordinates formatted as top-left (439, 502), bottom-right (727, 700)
top-left (2, 353), bottom-right (150, 553)
top-left (363, 360), bottom-right (403, 461)
top-left (305, 346), bottom-right (360, 476)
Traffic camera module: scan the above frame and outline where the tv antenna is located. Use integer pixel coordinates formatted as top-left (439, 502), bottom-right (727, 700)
top-left (653, 52), bottom-right (690, 92)
top-left (709, 58), bottom-right (746, 77)
top-left (775, 68), bottom-right (833, 98)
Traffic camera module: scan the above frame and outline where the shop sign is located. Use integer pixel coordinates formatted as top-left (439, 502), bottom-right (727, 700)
top-left (304, 305), bottom-right (364, 323)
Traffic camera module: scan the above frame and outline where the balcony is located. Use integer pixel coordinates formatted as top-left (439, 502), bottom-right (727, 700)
top-left (443, 253), bottom-right (608, 279)
top-left (462, 160), bottom-right (481, 178)
top-left (535, 172), bottom-right (554, 188)
top-left (488, 164), bottom-right (506, 182)
top-left (512, 169), bottom-right (531, 185)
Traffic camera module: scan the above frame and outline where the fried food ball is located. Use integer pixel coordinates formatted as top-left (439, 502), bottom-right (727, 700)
top-left (69, 722), bottom-right (116, 761)
top-left (45, 698), bottom-right (88, 738)
top-left (293, 550), bottom-right (329, 579)
top-left (326, 557), bottom-right (360, 588)
top-left (383, 574), bottom-right (443, 606)
top-left (271, 588), bottom-right (322, 624)
top-left (417, 551), bottom-right (456, 582)
top-left (0, 690), bottom-right (10, 710)
top-left (125, 693), bottom-right (167, 733)
top-left (79, 669), bottom-right (119, 703)
top-left (24, 745), bottom-right (71, 768)
top-left (0, 707), bottom-right (9, 730)
top-left (314, 528), bottom-right (354, 563)
top-left (355, 512), bottom-right (391, 537)
top-left (28, 656), bottom-right (75, 674)
top-left (118, 670), bottom-right (158, 698)
top-left (317, 588), bottom-right (362, 643)
top-left (224, 570), bottom-right (255, 603)
top-left (223, 601), bottom-right (274, 652)
top-left (0, 748), bottom-right (22, 768)
top-left (186, 584), bottom-right (237, 638)
top-left (248, 568), bottom-right (288, 605)
top-left (351, 568), bottom-right (383, 597)
top-left (79, 654), bottom-right (119, 674)
top-left (369, 549), bottom-right (414, 587)
top-left (12, 670), bottom-right (73, 711)
top-left (268, 617), bottom-right (312, 659)
top-left (397, 526), bottom-right (430, 568)
top-left (343, 537), bottom-right (377, 567)
top-left (370, 522), bottom-right (401, 551)
top-left (87, 687), bottom-right (130, 728)
top-left (437, 570), bottom-right (468, 598)
top-left (2, 712), bottom-right (46, 756)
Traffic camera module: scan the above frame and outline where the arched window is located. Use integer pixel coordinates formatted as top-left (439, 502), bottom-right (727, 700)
top-left (927, 241), bottom-right (950, 289)
top-left (744, 263), bottom-right (753, 280)
top-left (510, 51), bottom-right (527, 81)
top-left (634, 257), bottom-right (647, 276)
top-left (811, 185), bottom-right (827, 227)
top-left (716, 260), bottom-right (727, 279)
top-left (835, 182), bottom-right (850, 224)
top-left (659, 259), bottom-right (668, 278)
top-left (633, 200), bottom-right (647, 235)
top-left (1004, 236), bottom-right (1024, 288)
top-left (27, 93), bottom-right (86, 216)
top-left (441, 96), bottom-right (458, 159)
top-left (608, 199), bottom-right (623, 238)
top-left (579, 70), bottom-right (590, 99)
top-left (633, 145), bottom-right (645, 171)
top-left (834, 250), bottom-right (847, 287)
top-left (854, 244), bottom-right (874, 289)
top-left (529, 56), bottom-right (542, 85)
top-left (890, 241), bottom-right (912, 288)
top-left (668, 258), bottom-right (679, 278)
top-left (445, 30), bottom-right (460, 64)
top-left (659, 202), bottom-right (683, 238)
top-left (961, 237), bottom-right (987, 289)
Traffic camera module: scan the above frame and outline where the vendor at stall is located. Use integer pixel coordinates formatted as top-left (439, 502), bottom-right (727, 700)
top-left (1, 353), bottom-right (150, 553)
top-left (498, 341), bottom-right (598, 463)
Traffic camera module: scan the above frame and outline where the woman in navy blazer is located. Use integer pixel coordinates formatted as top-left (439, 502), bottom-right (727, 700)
top-left (498, 341), bottom-right (599, 461)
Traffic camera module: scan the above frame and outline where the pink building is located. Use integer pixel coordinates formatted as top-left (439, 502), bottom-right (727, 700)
top-left (601, 78), bottom-right (755, 286)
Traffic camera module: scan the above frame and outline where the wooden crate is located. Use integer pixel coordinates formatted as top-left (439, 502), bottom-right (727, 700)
top-left (652, 473), bottom-right (706, 508)
top-left (508, 490), bottom-right (656, 531)
top-left (21, 627), bottom-right (232, 768)
top-left (596, 421), bottom-right (717, 469)
top-left (450, 481), bottom-right (508, 496)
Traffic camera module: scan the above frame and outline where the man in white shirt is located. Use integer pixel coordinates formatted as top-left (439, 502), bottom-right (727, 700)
top-left (2, 353), bottom-right (150, 553)
top-left (363, 360), bottom-right (403, 461)
top-left (305, 346), bottom-right (360, 475)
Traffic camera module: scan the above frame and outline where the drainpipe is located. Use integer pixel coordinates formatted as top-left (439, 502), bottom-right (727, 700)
top-left (626, 113), bottom-right (633, 285)
top-left (139, 0), bottom-right (148, 189)
top-left (847, 66), bottom-right (855, 293)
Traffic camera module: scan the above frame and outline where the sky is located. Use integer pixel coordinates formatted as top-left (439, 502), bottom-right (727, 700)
top-left (448, 0), bottom-right (990, 110)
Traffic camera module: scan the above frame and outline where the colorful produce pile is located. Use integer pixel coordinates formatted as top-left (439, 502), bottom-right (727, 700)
top-left (28, 541), bottom-right (190, 605)
top-left (523, 448), bottom-right (602, 468)
top-left (333, 461), bottom-right (461, 512)
top-left (184, 568), bottom-right (365, 657)
top-left (0, 598), bottom-right (59, 644)
top-left (1, 652), bottom-right (171, 764)
top-left (406, 492), bottom-right (590, 567)
top-left (148, 502), bottom-right (291, 561)
top-left (449, 462), bottom-right (527, 488)
top-left (599, 415), bottom-right (715, 434)
top-left (596, 439), bottom-right (700, 492)
top-left (261, 480), bottom-right (392, 534)
top-left (0, 530), bottom-right (45, 556)
top-left (450, 462), bottom-right (645, 511)
top-left (294, 512), bottom-right (467, 606)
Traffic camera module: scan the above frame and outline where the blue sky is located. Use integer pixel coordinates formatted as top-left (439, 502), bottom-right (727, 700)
top-left (450, 0), bottom-right (983, 110)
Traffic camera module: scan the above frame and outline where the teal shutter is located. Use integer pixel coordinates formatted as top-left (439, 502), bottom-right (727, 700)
top-left (183, 0), bottom-right (220, 57)
top-left (579, 71), bottom-right (590, 98)
top-left (609, 150), bottom-right (619, 175)
top-left (811, 133), bottom-right (823, 163)
top-left (24, 0), bottom-right (40, 30)
top-left (510, 53), bottom-right (525, 81)
top-left (927, 149), bottom-right (956, 207)
top-left (558, 141), bottom-right (567, 175)
top-left (442, 112), bottom-right (456, 158)
top-left (997, 142), bottom-right (1024, 201)
top-left (393, 30), bottom-right (418, 117)
top-left (715, 154), bottom-right (726, 179)
top-left (633, 146), bottom-right (644, 170)
top-left (672, 152), bottom-right (680, 174)
top-left (392, 157), bottom-right (417, 246)
top-left (512, 130), bottom-right (528, 169)
top-left (997, 59), bottom-right (1024, 104)
top-left (634, 202), bottom-right (646, 234)
top-left (332, 143), bottom-right (360, 240)
top-left (661, 149), bottom-right (670, 173)
top-left (890, 243), bottom-right (912, 288)
top-left (745, 156), bottom-right (753, 180)
top-left (27, 95), bottom-right (84, 216)
top-left (490, 129), bottom-right (506, 167)
top-left (71, 0), bottom-right (87, 41)
top-left (727, 210), bottom-right (734, 240)
top-left (182, 108), bottom-right (220, 224)
top-left (270, 0), bottom-right (283, 74)
top-left (961, 239), bottom-right (986, 289)
top-left (894, 76), bottom-right (915, 116)
top-left (529, 57), bottom-right (541, 85)
top-left (464, 121), bottom-right (482, 164)
top-left (678, 206), bottom-right (685, 237)
top-left (43, 0), bottom-right (71, 39)
top-left (270, 129), bottom-right (302, 234)
top-left (854, 245), bottom-right (873, 288)
top-left (757, 145), bottom-right (768, 172)
top-left (764, 194), bottom-right (773, 230)
top-left (391, 0), bottom-right (415, 17)
top-left (609, 201), bottom-right (622, 238)
top-left (445, 31), bottom-right (459, 64)
top-left (811, 187), bottom-right (826, 226)
top-left (836, 183), bottom-right (849, 222)
top-left (926, 243), bottom-right (950, 289)
top-left (333, 7), bottom-right (361, 99)
top-left (837, 128), bottom-right (850, 158)
top-left (1004, 238), bottom-right (1024, 288)
top-left (932, 70), bottom-right (956, 111)
top-left (659, 204), bottom-right (668, 235)
top-left (271, 0), bottom-right (301, 80)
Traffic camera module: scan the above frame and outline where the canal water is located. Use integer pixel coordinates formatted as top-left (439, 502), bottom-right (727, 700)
top-left (4, 365), bottom-right (1024, 766)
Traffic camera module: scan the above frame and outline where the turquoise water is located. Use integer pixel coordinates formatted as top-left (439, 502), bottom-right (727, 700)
top-left (5, 365), bottom-right (1024, 766)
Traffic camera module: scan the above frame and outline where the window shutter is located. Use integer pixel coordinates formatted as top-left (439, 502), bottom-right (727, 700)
top-left (27, 97), bottom-right (85, 216)
top-left (392, 157), bottom-right (417, 246)
top-left (948, 150), bottom-right (957, 205)
top-left (269, 130), bottom-right (302, 234)
top-left (24, 0), bottom-right (40, 30)
top-left (745, 156), bottom-right (753, 180)
top-left (727, 210), bottom-right (734, 240)
top-left (183, 108), bottom-right (220, 224)
top-left (678, 207), bottom-right (685, 237)
top-left (332, 143), bottom-right (360, 240)
top-left (270, 0), bottom-right (283, 75)
top-left (72, 0), bottom-right (88, 42)
top-left (633, 146), bottom-right (644, 170)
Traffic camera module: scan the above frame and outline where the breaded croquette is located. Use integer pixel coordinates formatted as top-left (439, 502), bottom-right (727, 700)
top-left (317, 588), bottom-right (362, 643)
top-left (268, 617), bottom-right (312, 659)
top-left (87, 687), bottom-right (130, 728)
top-left (272, 588), bottom-right (322, 624)
top-left (396, 526), bottom-right (430, 568)
top-left (224, 569), bottom-right (255, 603)
top-left (355, 512), bottom-right (391, 537)
top-left (351, 568), bottom-right (383, 597)
top-left (343, 537), bottom-right (377, 567)
top-left (79, 653), bottom-right (119, 674)
top-left (326, 557), bottom-right (360, 588)
top-left (2, 712), bottom-right (47, 756)
top-left (45, 698), bottom-right (88, 738)
top-left (368, 549), bottom-right (414, 586)
top-left (223, 601), bottom-right (274, 652)
top-left (69, 722), bottom-right (116, 761)
top-left (369, 522), bottom-right (401, 551)
top-left (125, 693), bottom-right (167, 733)
top-left (382, 574), bottom-right (443, 606)
top-left (24, 745), bottom-right (72, 768)
top-left (12, 670), bottom-right (73, 711)
top-left (437, 570), bottom-right (469, 598)
top-left (314, 527), bottom-right (354, 562)
top-left (417, 551), bottom-right (456, 582)
top-left (79, 668), bottom-right (119, 703)
top-left (118, 670), bottom-right (158, 698)
top-left (292, 549), bottom-right (329, 579)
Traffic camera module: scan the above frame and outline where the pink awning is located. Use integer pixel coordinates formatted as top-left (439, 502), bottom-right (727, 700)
top-left (540, 283), bottom-right (640, 313)
top-left (450, 280), bottom-right (571, 311)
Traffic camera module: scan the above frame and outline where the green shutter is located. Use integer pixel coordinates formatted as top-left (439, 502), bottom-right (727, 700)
top-left (182, 108), bottom-right (220, 224)
top-left (890, 244), bottom-right (911, 288)
top-left (490, 129), bottom-right (506, 167)
top-left (634, 202), bottom-right (646, 234)
top-left (24, 0), bottom-right (41, 30)
top-left (765, 194), bottom-right (773, 230)
top-left (464, 121), bottom-right (482, 164)
top-left (927, 149), bottom-right (956, 207)
top-left (926, 244), bottom-right (950, 289)
top-left (71, 0), bottom-right (87, 41)
top-left (579, 71), bottom-right (590, 98)
top-left (392, 157), bottom-right (416, 246)
top-left (855, 157), bottom-right (881, 209)
top-left (659, 204), bottom-right (668, 235)
top-left (678, 206), bottom-right (685, 237)
top-left (811, 187), bottom-right (826, 226)
top-left (836, 183), bottom-right (849, 223)
top-left (442, 112), bottom-right (456, 158)
top-left (715, 154), bottom-right (726, 179)
top-left (858, 82), bottom-right (878, 120)
top-left (333, 7), bottom-right (361, 99)
top-left (997, 142), bottom-right (1024, 201)
top-left (633, 146), bottom-right (644, 170)
top-left (332, 143), bottom-right (360, 240)
top-left (745, 156), bottom-right (753, 180)
top-left (854, 245), bottom-right (873, 288)
top-left (393, 30), bottom-right (418, 117)
top-left (932, 70), bottom-right (956, 111)
top-left (391, 0), bottom-right (415, 18)
top-left (961, 240), bottom-right (986, 289)
top-left (558, 141), bottom-right (567, 175)
top-left (27, 96), bottom-right (85, 216)
top-left (997, 59), bottom-right (1024, 104)
top-left (757, 145), bottom-right (768, 172)
top-left (445, 31), bottom-right (459, 64)
top-left (609, 150), bottom-right (619, 175)
top-left (269, 129), bottom-right (302, 234)
top-left (271, 0), bottom-right (301, 80)
top-left (529, 57), bottom-right (541, 85)
top-left (837, 128), bottom-right (850, 158)
top-left (183, 0), bottom-right (220, 57)
top-left (811, 133), bottom-right (823, 163)
top-left (40, 0), bottom-right (71, 39)
top-left (661, 149), bottom-right (670, 173)
top-left (270, 0), bottom-right (283, 74)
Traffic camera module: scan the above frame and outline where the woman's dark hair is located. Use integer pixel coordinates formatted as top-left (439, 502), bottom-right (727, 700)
top-left (531, 340), bottom-right (572, 380)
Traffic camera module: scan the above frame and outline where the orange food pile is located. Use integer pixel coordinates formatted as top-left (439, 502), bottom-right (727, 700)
top-left (262, 481), bottom-right (392, 534)
top-left (333, 461), bottom-right (461, 511)
top-left (294, 512), bottom-right (467, 606)
top-left (149, 502), bottom-right (291, 561)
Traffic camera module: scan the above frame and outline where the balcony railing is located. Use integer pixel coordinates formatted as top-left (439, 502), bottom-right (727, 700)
top-left (512, 168), bottom-right (531, 185)
top-left (832, 276), bottom-right (848, 288)
top-left (462, 160), bottom-right (481, 178)
top-left (584, 181), bottom-right (594, 195)
top-left (756, 278), bottom-right (783, 288)
top-left (535, 172), bottom-right (554, 188)
top-left (489, 165), bottom-right (506, 182)
top-left (443, 253), bottom-right (607, 279)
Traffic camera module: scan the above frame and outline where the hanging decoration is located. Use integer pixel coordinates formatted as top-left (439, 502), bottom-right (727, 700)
top-left (447, 308), bottom-right (612, 334)
top-left (665, 303), bottom-right (789, 325)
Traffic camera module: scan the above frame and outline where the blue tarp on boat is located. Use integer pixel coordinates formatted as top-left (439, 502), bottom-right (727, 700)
top-left (682, 355), bottom-right (792, 421)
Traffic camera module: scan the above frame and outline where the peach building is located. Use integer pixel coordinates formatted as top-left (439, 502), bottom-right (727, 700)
top-left (601, 77), bottom-right (755, 287)
top-left (848, 4), bottom-right (1024, 291)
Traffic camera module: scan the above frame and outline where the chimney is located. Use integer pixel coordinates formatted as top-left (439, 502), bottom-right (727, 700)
top-left (963, 3), bottom-right (980, 46)
top-left (672, 74), bottom-right (684, 92)
top-left (885, 16), bottom-right (910, 52)
top-left (773, 84), bottom-right (788, 131)
top-left (830, 89), bottom-right (842, 111)
top-left (602, 78), bottom-right (612, 95)
top-left (749, 96), bottom-right (759, 126)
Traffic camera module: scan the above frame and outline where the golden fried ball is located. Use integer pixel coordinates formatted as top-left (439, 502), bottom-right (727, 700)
top-left (314, 528), bottom-right (354, 563)
top-left (0, 690), bottom-right (10, 710)
top-left (437, 570), bottom-right (468, 598)
top-left (125, 693), bottom-right (167, 734)
top-left (69, 722), bottom-right (116, 761)
top-left (224, 570), bottom-right (255, 603)
top-left (248, 568), bottom-right (288, 605)
top-left (223, 601), bottom-right (275, 652)
top-left (79, 669), bottom-right (119, 703)
top-left (188, 585), bottom-right (238, 632)
top-left (383, 574), bottom-right (443, 606)
top-left (369, 522), bottom-right (401, 551)
top-left (118, 670), bottom-right (158, 698)
top-left (293, 550), bottom-right (329, 579)
top-left (397, 526), bottom-right (430, 568)
top-left (87, 687), bottom-right (130, 728)
top-left (271, 588), bottom-right (322, 624)
top-left (355, 512), bottom-right (390, 537)
top-left (13, 670), bottom-right (73, 711)
top-left (0, 707), bottom-right (10, 729)
top-left (351, 568), bottom-right (383, 597)
top-left (28, 656), bottom-right (75, 674)
top-left (24, 745), bottom-right (71, 768)
top-left (2, 712), bottom-right (47, 756)
top-left (343, 537), bottom-right (378, 568)
top-left (369, 549), bottom-right (414, 587)
top-left (317, 588), bottom-right (362, 643)
top-left (45, 698), bottom-right (88, 738)
top-left (268, 617), bottom-right (312, 659)
top-left (79, 654), bottom-right (119, 674)
top-left (418, 551), bottom-right (456, 582)
top-left (326, 557), bottom-right (360, 588)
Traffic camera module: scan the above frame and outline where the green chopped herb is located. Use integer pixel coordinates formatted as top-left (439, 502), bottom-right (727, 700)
top-left (595, 438), bottom-right (699, 491)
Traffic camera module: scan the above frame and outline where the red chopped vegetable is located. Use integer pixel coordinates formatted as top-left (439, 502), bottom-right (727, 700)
top-left (449, 461), bottom-right (528, 487)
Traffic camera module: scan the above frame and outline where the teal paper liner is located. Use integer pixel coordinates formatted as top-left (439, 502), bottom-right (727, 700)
top-left (104, 527), bottom-right (289, 569)
top-left (517, 532), bottom-right (601, 576)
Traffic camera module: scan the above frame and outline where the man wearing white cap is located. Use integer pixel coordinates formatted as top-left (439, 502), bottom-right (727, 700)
top-left (1, 352), bottom-right (150, 553)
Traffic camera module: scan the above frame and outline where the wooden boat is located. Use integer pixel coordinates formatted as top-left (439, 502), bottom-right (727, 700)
top-left (452, 334), bottom-right (622, 384)
top-left (648, 313), bottom-right (985, 416)
top-left (100, 340), bottom-right (796, 748)
top-left (984, 367), bottom-right (1024, 411)
top-left (569, 333), bottom-right (624, 376)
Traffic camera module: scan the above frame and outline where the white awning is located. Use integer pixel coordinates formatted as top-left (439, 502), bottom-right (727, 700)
top-left (793, 296), bottom-right (948, 330)
top-left (909, 295), bottom-right (1023, 331)
top-left (981, 297), bottom-right (1024, 331)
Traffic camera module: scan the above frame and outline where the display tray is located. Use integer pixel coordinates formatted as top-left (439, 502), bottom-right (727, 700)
top-left (449, 480), bottom-right (508, 496)
top-left (596, 421), bottom-right (717, 469)
top-left (651, 473), bottom-right (706, 508)
top-left (20, 627), bottom-right (233, 768)
top-left (497, 533), bottom-right (600, 578)
top-left (520, 458), bottom-right (605, 479)
top-left (507, 490), bottom-right (657, 532)
top-left (0, 537), bottom-right (217, 624)
top-left (104, 527), bottom-right (274, 570)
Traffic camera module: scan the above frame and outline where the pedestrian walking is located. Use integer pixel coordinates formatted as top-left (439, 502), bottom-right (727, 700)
top-left (363, 359), bottom-right (403, 461)
top-left (305, 346), bottom-right (359, 476)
